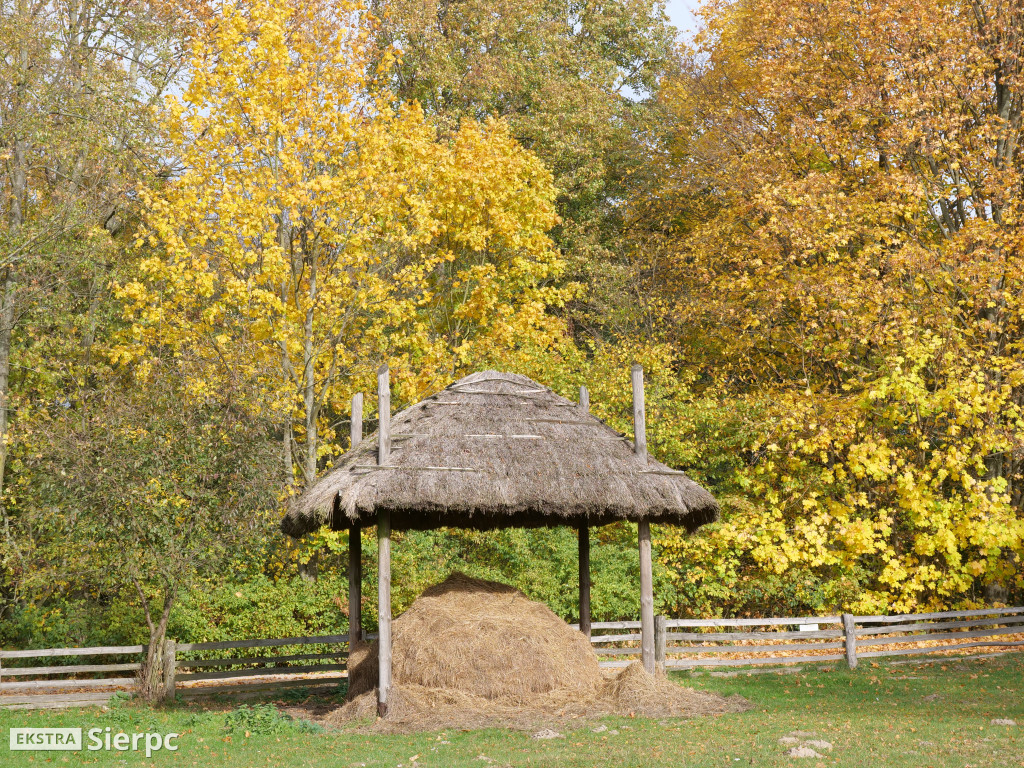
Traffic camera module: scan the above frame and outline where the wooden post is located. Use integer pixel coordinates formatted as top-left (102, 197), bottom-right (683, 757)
top-left (377, 509), bottom-right (392, 716)
top-left (577, 386), bottom-right (592, 639)
top-left (350, 392), bottom-right (363, 449)
top-left (632, 364), bottom-right (647, 458)
top-left (842, 613), bottom-right (858, 669)
top-left (349, 393), bottom-right (363, 646)
top-left (634, 365), bottom-right (655, 674)
top-left (654, 615), bottom-right (666, 676)
top-left (639, 519), bottom-right (655, 675)
top-left (578, 525), bottom-right (591, 639)
top-left (377, 365), bottom-right (390, 465)
top-left (376, 365), bottom-right (392, 716)
top-left (348, 526), bottom-right (362, 644)
top-left (161, 639), bottom-right (176, 702)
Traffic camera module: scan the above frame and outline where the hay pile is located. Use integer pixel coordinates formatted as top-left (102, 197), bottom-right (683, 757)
top-left (327, 573), bottom-right (748, 732)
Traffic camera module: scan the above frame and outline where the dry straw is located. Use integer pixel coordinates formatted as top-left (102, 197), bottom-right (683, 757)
top-left (283, 371), bottom-right (719, 535)
top-left (327, 574), bottom-right (749, 733)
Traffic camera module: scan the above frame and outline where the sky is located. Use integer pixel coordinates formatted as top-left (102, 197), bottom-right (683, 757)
top-left (664, 0), bottom-right (701, 39)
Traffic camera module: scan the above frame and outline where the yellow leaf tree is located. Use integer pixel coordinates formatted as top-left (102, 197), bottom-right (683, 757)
top-left (641, 0), bottom-right (1024, 613)
top-left (117, 0), bottom-right (568, 489)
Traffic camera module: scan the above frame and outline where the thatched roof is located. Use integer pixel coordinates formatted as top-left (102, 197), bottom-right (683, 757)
top-left (281, 371), bottom-right (719, 536)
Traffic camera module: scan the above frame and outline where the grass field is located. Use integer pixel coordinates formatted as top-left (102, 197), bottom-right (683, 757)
top-left (2, 654), bottom-right (1021, 767)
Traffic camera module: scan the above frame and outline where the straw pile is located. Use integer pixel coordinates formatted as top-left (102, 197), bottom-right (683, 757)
top-left (327, 574), bottom-right (748, 732)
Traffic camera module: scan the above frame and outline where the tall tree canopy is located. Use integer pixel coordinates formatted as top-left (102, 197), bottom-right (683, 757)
top-left (372, 0), bottom-right (678, 338)
top-left (643, 0), bottom-right (1024, 612)
top-left (116, 0), bottom-right (569, 488)
top-left (0, 0), bottom-right (193, 633)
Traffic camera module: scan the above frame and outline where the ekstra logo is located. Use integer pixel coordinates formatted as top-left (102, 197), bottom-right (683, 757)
top-left (9, 727), bottom-right (179, 757)
top-left (9, 728), bottom-right (82, 751)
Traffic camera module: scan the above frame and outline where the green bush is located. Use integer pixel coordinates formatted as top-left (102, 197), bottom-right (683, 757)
top-left (170, 574), bottom-right (346, 644)
top-left (223, 704), bottom-right (323, 735)
top-left (2, 524), bottom-right (684, 654)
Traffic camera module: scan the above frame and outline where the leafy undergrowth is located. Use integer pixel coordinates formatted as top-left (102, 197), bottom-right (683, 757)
top-left (1, 654), bottom-right (1020, 766)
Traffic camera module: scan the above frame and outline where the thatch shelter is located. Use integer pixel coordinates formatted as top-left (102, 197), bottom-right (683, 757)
top-left (282, 366), bottom-right (719, 714)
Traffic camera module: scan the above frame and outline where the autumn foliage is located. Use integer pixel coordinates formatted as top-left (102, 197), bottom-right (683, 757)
top-left (2, 0), bottom-right (1023, 669)
top-left (644, 0), bottom-right (1024, 613)
top-left (116, 0), bottom-right (568, 488)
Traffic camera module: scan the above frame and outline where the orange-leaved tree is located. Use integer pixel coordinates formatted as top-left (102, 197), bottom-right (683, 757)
top-left (642, 0), bottom-right (1024, 613)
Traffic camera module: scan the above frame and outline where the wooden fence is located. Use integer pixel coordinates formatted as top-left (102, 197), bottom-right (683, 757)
top-left (167, 632), bottom-right (378, 699)
top-left (580, 606), bottom-right (1024, 671)
top-left (0, 631), bottom-right (386, 710)
top-left (0, 644), bottom-right (145, 710)
top-left (2, 607), bottom-right (1022, 709)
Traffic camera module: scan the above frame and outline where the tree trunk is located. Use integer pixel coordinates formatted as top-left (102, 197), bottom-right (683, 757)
top-left (282, 421), bottom-right (294, 486)
top-left (0, 0), bottom-right (29, 582)
top-left (298, 550), bottom-right (318, 582)
top-left (141, 628), bottom-right (166, 702)
top-left (2, 31), bottom-right (27, 500)
top-left (302, 246), bottom-right (318, 484)
top-left (277, 159), bottom-right (295, 486)
top-left (0, 273), bottom-right (15, 503)
top-left (135, 579), bottom-right (175, 702)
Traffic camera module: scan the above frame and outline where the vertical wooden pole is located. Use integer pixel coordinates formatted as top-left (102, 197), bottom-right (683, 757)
top-left (377, 510), bottom-right (392, 715)
top-left (633, 364), bottom-right (655, 673)
top-left (639, 519), bottom-right (655, 674)
top-left (578, 526), bottom-right (591, 638)
top-left (348, 393), bottom-right (363, 646)
top-left (162, 639), bottom-right (176, 702)
top-left (842, 613), bottom-right (858, 669)
top-left (577, 384), bottom-right (592, 639)
top-left (376, 365), bottom-right (392, 715)
top-left (654, 615), bottom-right (666, 676)
top-left (348, 526), bottom-right (362, 644)
top-left (631, 364), bottom-right (646, 458)
top-left (350, 392), bottom-right (363, 449)
top-left (377, 364), bottom-right (390, 465)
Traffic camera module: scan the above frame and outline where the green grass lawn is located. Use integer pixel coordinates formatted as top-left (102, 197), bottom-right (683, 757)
top-left (2, 654), bottom-right (1021, 767)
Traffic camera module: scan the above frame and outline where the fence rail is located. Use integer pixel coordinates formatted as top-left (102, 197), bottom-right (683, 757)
top-left (575, 606), bottom-right (1024, 672)
top-left (0, 634), bottom-right (359, 709)
top-left (3, 607), bottom-right (1022, 709)
top-left (164, 632), bottom-right (381, 698)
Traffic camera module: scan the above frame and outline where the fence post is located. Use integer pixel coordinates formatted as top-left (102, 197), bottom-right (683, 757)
top-left (162, 639), bottom-right (176, 702)
top-left (654, 615), bottom-right (666, 676)
top-left (842, 613), bottom-right (857, 669)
